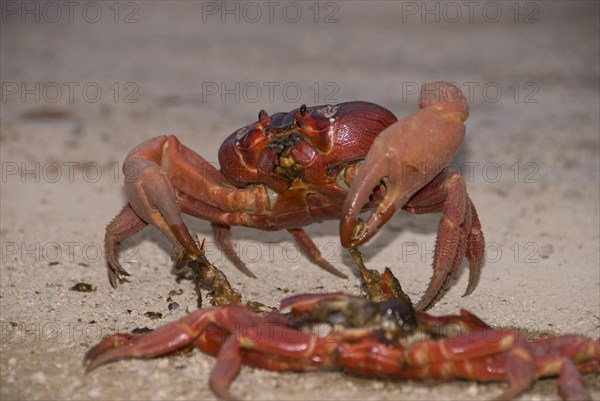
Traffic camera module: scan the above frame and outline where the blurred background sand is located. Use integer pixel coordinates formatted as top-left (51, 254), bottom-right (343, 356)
top-left (1, 2), bottom-right (598, 400)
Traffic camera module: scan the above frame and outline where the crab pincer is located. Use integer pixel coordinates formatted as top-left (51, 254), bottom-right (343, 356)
top-left (340, 82), bottom-right (484, 310)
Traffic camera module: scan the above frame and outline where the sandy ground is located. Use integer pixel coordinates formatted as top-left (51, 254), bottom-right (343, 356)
top-left (1, 1), bottom-right (599, 400)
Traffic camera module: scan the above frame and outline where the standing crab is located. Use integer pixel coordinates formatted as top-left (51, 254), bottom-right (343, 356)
top-left (105, 81), bottom-right (484, 310)
top-left (85, 292), bottom-right (600, 400)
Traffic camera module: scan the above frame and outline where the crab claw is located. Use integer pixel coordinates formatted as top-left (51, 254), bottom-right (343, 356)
top-left (341, 82), bottom-right (468, 248)
top-left (340, 82), bottom-right (474, 309)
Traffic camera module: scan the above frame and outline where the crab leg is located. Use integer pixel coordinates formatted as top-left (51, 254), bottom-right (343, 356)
top-left (84, 307), bottom-right (219, 371)
top-left (205, 321), bottom-right (336, 400)
top-left (109, 134), bottom-right (348, 285)
top-left (404, 169), bottom-right (485, 301)
top-left (465, 199), bottom-right (485, 295)
top-left (557, 358), bottom-right (592, 401)
top-left (105, 204), bottom-right (148, 287)
top-left (85, 304), bottom-right (336, 400)
top-left (333, 329), bottom-right (518, 373)
top-left (164, 136), bottom-right (271, 215)
top-left (406, 168), bottom-right (474, 310)
top-left (211, 222), bottom-right (257, 278)
top-left (180, 195), bottom-right (347, 279)
top-left (415, 308), bottom-right (492, 333)
top-left (122, 136), bottom-right (270, 249)
top-left (336, 331), bottom-right (538, 400)
top-left (209, 335), bottom-right (243, 400)
top-left (288, 228), bottom-right (347, 278)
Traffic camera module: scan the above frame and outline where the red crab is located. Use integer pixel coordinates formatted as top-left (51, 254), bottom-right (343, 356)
top-left (85, 292), bottom-right (599, 400)
top-left (105, 81), bottom-right (484, 310)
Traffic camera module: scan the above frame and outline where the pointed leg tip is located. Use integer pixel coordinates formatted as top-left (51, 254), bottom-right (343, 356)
top-left (462, 280), bottom-right (477, 297)
top-left (415, 272), bottom-right (450, 311)
top-left (414, 297), bottom-right (432, 311)
top-left (318, 262), bottom-right (348, 279)
top-left (463, 263), bottom-right (481, 297)
top-left (462, 285), bottom-right (476, 297)
top-left (82, 358), bottom-right (99, 373)
top-left (233, 262), bottom-right (257, 279)
top-left (108, 262), bottom-right (132, 288)
top-left (335, 271), bottom-right (349, 279)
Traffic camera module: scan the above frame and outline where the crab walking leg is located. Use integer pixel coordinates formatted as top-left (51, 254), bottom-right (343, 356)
top-left (83, 305), bottom-right (290, 372)
top-left (84, 304), bottom-right (335, 399)
top-left (406, 330), bottom-right (522, 366)
top-left (122, 137), bottom-right (202, 255)
top-left (197, 323), bottom-right (324, 370)
top-left (206, 324), bottom-right (336, 400)
top-left (177, 193), bottom-right (264, 277)
top-left (557, 359), bottom-right (592, 401)
top-left (211, 222), bottom-right (257, 278)
top-left (347, 332), bottom-right (598, 400)
top-left (84, 307), bottom-right (220, 372)
top-left (336, 331), bottom-right (538, 399)
top-left (412, 309), bottom-right (493, 338)
top-left (414, 169), bottom-right (471, 310)
top-left (464, 198), bottom-right (485, 296)
top-left (501, 335), bottom-right (599, 401)
top-left (113, 135), bottom-right (310, 283)
top-left (534, 335), bottom-right (599, 400)
top-left (209, 335), bottom-right (243, 401)
top-left (105, 138), bottom-right (204, 284)
top-left (118, 135), bottom-right (345, 280)
top-left (404, 171), bottom-right (485, 297)
top-left (288, 228), bottom-right (348, 278)
top-left (403, 167), bottom-right (484, 309)
top-left (84, 332), bottom-right (147, 364)
top-left (105, 204), bottom-right (148, 287)
top-left (343, 351), bottom-right (589, 401)
top-left (334, 330), bottom-right (518, 372)
top-left (181, 193), bottom-right (347, 280)
top-left (346, 349), bottom-right (594, 401)
top-left (108, 136), bottom-right (274, 279)
top-left (339, 346), bottom-right (511, 381)
top-left (163, 136), bottom-right (271, 215)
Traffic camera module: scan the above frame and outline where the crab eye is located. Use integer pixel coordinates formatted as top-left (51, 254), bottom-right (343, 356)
top-left (294, 105), bottom-right (310, 126)
top-left (258, 110), bottom-right (272, 128)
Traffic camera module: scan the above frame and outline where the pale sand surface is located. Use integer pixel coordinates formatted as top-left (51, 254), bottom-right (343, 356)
top-left (1, 2), bottom-right (599, 400)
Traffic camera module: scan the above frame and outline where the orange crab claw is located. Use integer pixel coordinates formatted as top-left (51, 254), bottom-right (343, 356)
top-left (340, 81), bottom-right (468, 249)
top-left (340, 82), bottom-right (477, 309)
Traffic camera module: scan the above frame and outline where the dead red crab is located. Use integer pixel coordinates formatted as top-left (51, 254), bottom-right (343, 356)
top-left (85, 292), bottom-right (599, 400)
top-left (105, 81), bottom-right (484, 310)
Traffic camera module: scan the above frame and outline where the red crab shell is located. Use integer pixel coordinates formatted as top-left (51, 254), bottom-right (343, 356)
top-left (217, 102), bottom-right (398, 191)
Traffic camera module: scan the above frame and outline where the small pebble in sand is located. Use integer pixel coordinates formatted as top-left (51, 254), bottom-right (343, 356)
top-left (88, 387), bottom-right (101, 398)
top-left (466, 383), bottom-right (479, 396)
top-left (31, 372), bottom-right (46, 384)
